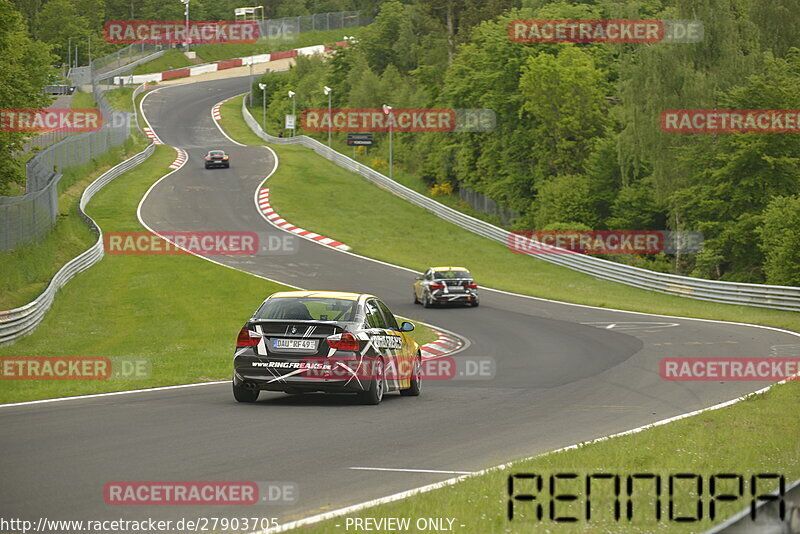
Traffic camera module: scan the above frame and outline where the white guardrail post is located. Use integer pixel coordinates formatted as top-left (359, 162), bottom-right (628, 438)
top-left (0, 84), bottom-right (156, 346)
top-left (240, 99), bottom-right (800, 313)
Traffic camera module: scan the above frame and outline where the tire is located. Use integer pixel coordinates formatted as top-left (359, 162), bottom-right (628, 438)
top-left (470, 299), bottom-right (479, 307)
top-left (233, 382), bottom-right (259, 403)
top-left (400, 354), bottom-right (421, 397)
top-left (423, 292), bottom-right (433, 308)
top-left (358, 358), bottom-right (385, 405)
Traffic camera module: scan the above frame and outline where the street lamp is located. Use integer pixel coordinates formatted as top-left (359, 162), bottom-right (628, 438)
top-left (181, 0), bottom-right (190, 52)
top-left (323, 86), bottom-right (332, 147)
top-left (287, 90), bottom-right (296, 137)
top-left (258, 83), bottom-right (266, 132)
top-left (383, 104), bottom-right (393, 180)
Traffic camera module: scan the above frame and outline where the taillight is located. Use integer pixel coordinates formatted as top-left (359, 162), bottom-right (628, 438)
top-left (236, 328), bottom-right (260, 347)
top-left (430, 282), bottom-right (444, 290)
top-left (466, 282), bottom-right (478, 289)
top-left (327, 332), bottom-right (359, 351)
top-left (205, 156), bottom-right (211, 160)
top-left (222, 156), bottom-right (229, 160)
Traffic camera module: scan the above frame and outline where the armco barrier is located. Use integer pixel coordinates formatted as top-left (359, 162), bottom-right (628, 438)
top-left (241, 100), bottom-right (800, 312)
top-left (0, 96), bottom-right (156, 346)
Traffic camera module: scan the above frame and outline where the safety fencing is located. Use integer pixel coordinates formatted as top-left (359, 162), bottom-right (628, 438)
top-left (255, 10), bottom-right (363, 37)
top-left (0, 142), bottom-right (156, 346)
top-left (1, 62), bottom-right (138, 252)
top-left (241, 100), bottom-right (800, 312)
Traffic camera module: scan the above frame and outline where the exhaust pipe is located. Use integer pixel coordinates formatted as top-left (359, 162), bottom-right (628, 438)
top-left (242, 381), bottom-right (258, 390)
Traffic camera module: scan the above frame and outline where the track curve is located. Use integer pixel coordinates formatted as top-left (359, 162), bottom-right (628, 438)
top-left (2, 75), bottom-right (798, 527)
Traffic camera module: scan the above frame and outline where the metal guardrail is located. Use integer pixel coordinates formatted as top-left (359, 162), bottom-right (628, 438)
top-left (241, 101), bottom-right (800, 312)
top-left (0, 137), bottom-right (156, 346)
top-left (705, 478), bottom-right (800, 533)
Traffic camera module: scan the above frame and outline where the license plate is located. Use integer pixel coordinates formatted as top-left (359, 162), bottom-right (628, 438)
top-left (448, 286), bottom-right (465, 292)
top-left (273, 338), bottom-right (317, 350)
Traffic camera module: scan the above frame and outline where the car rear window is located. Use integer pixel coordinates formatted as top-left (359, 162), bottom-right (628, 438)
top-left (255, 298), bottom-right (356, 322)
top-left (209, 151), bottom-right (224, 156)
top-left (433, 270), bottom-right (471, 279)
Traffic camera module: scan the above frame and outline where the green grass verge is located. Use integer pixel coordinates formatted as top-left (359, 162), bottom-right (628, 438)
top-left (104, 87), bottom-right (135, 112)
top-left (0, 141), bottom-right (436, 402)
top-left (0, 134), bottom-right (148, 310)
top-left (222, 95), bottom-right (800, 333)
top-left (132, 50), bottom-right (195, 75)
top-left (70, 90), bottom-right (96, 109)
top-left (302, 379), bottom-right (800, 533)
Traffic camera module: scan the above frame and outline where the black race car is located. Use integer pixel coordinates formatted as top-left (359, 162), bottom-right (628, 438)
top-left (232, 291), bottom-right (421, 405)
top-left (205, 150), bottom-right (230, 169)
top-left (413, 266), bottom-right (479, 307)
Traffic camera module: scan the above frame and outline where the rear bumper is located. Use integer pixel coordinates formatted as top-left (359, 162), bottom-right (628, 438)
top-left (234, 368), bottom-right (371, 393)
top-left (430, 290), bottom-right (478, 304)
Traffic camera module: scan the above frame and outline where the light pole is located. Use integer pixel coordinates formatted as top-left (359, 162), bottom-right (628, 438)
top-left (383, 104), bottom-right (393, 180)
top-left (323, 86), bottom-right (332, 147)
top-left (258, 83), bottom-right (266, 132)
top-left (181, 0), bottom-right (190, 52)
top-left (287, 90), bottom-right (296, 137)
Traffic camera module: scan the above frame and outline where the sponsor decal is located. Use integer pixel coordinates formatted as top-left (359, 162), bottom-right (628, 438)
top-left (300, 108), bottom-right (496, 133)
top-left (660, 357), bottom-right (800, 381)
top-left (104, 20), bottom-right (259, 44)
top-left (661, 109), bottom-right (800, 133)
top-left (509, 19), bottom-right (703, 44)
top-left (104, 481), bottom-right (297, 505)
top-left (508, 472), bottom-right (785, 523)
top-left (0, 108), bottom-right (102, 133)
top-left (371, 335), bottom-right (403, 350)
top-left (104, 231), bottom-right (298, 256)
top-left (508, 230), bottom-right (703, 255)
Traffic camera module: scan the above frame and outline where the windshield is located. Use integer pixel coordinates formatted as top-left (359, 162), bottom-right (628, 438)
top-left (433, 270), bottom-right (472, 279)
top-left (255, 297), bottom-right (357, 322)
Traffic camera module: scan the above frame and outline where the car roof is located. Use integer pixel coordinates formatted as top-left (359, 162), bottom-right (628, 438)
top-left (268, 291), bottom-right (375, 302)
top-left (430, 266), bottom-right (469, 271)
top-left (208, 150), bottom-right (225, 153)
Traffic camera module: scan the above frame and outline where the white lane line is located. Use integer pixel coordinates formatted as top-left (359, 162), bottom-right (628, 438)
top-left (350, 467), bottom-right (473, 475)
top-left (0, 381), bottom-right (228, 408)
top-left (606, 323), bottom-right (616, 329)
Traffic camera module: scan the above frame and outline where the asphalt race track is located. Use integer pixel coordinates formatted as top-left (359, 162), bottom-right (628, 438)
top-left (2, 75), bottom-right (798, 529)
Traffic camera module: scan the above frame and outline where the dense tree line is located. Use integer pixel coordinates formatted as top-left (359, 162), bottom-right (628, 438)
top-left (253, 0), bottom-right (800, 285)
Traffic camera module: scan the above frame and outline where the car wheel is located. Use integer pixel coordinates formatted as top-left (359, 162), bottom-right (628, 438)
top-left (400, 354), bottom-right (421, 397)
top-left (232, 382), bottom-right (259, 403)
top-left (358, 358), bottom-right (385, 405)
top-left (423, 292), bottom-right (433, 308)
top-left (471, 300), bottom-right (480, 307)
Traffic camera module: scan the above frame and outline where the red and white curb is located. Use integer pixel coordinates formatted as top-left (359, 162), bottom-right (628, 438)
top-left (420, 331), bottom-right (463, 359)
top-left (257, 188), bottom-right (350, 251)
top-left (212, 102), bottom-right (222, 121)
top-left (169, 148), bottom-right (187, 169)
top-left (143, 127), bottom-right (162, 145)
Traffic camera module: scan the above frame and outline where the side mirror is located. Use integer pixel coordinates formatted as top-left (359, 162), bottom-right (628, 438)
top-left (399, 321), bottom-right (415, 332)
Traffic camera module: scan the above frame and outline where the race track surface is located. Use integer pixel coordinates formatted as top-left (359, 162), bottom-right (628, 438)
top-left (2, 76), bottom-right (797, 528)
